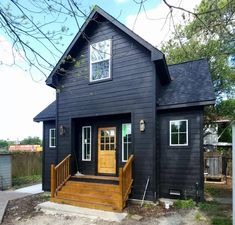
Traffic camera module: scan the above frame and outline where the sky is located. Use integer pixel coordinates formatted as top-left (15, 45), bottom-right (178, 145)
top-left (0, 0), bottom-right (201, 141)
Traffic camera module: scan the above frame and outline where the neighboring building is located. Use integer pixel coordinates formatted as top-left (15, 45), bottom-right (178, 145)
top-left (34, 6), bottom-right (215, 211)
top-left (9, 145), bottom-right (42, 152)
top-left (204, 119), bottom-right (232, 151)
top-left (204, 119), bottom-right (232, 181)
top-left (0, 152), bottom-right (12, 190)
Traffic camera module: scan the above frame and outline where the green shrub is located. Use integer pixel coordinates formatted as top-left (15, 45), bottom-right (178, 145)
top-left (12, 175), bottom-right (42, 188)
top-left (174, 199), bottom-right (196, 209)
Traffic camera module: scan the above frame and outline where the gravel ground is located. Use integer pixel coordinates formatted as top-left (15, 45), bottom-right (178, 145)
top-left (1, 194), bottom-right (210, 225)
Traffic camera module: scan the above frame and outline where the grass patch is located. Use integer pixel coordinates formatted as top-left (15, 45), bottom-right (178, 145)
top-left (194, 212), bottom-right (203, 221)
top-left (199, 202), bottom-right (217, 211)
top-left (199, 200), bottom-right (232, 225)
top-left (205, 183), bottom-right (232, 198)
top-left (174, 199), bottom-right (196, 209)
top-left (12, 175), bottom-right (42, 189)
top-left (142, 202), bottom-right (154, 209)
top-left (211, 217), bottom-right (232, 225)
top-left (205, 185), bottom-right (223, 197)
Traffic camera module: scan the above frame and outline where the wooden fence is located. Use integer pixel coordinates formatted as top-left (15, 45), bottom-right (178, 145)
top-left (12, 152), bottom-right (42, 177)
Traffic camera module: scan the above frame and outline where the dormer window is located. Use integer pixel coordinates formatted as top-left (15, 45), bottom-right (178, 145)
top-left (90, 39), bottom-right (111, 82)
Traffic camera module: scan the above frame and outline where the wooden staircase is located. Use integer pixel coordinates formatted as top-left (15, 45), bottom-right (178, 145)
top-left (50, 155), bottom-right (134, 212)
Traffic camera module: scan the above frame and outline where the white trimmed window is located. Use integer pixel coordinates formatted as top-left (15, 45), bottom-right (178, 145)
top-left (122, 124), bottom-right (132, 162)
top-left (90, 39), bottom-right (111, 82)
top-left (82, 126), bottom-right (91, 161)
top-left (49, 128), bottom-right (56, 148)
top-left (170, 120), bottom-right (188, 146)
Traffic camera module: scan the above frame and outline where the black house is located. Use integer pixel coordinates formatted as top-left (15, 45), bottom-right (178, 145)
top-left (34, 6), bottom-right (215, 211)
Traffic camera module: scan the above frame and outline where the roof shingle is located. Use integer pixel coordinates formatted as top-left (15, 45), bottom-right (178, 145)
top-left (33, 101), bottom-right (56, 122)
top-left (157, 59), bottom-right (215, 108)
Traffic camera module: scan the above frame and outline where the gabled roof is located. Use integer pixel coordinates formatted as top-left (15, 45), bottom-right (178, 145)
top-left (35, 59), bottom-right (215, 121)
top-left (46, 5), bottom-right (170, 87)
top-left (34, 101), bottom-right (56, 122)
top-left (157, 59), bottom-right (215, 109)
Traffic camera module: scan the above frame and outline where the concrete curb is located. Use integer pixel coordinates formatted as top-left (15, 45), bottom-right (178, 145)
top-left (37, 201), bottom-right (127, 222)
top-left (0, 201), bottom-right (8, 224)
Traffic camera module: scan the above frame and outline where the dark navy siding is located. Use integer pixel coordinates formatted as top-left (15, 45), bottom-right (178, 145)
top-left (56, 20), bottom-right (156, 200)
top-left (158, 107), bottom-right (204, 199)
top-left (43, 120), bottom-right (56, 191)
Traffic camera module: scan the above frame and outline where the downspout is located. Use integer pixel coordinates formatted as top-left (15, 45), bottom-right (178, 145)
top-left (56, 91), bottom-right (59, 164)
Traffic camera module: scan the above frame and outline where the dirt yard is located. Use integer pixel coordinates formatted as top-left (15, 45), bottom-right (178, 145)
top-left (1, 182), bottom-right (232, 225)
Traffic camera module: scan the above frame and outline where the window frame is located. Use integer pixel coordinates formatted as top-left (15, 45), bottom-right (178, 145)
top-left (89, 39), bottom-right (111, 82)
top-left (122, 123), bottom-right (132, 162)
top-left (169, 120), bottom-right (188, 146)
top-left (49, 128), bottom-right (56, 148)
top-left (82, 126), bottom-right (92, 161)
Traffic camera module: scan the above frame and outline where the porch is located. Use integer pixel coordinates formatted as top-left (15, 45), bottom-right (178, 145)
top-left (50, 154), bottom-right (134, 212)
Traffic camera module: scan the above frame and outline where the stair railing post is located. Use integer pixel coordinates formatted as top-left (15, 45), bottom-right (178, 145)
top-left (51, 164), bottom-right (56, 198)
top-left (119, 167), bottom-right (124, 209)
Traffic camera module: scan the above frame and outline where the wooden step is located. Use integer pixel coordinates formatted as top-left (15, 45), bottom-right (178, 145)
top-left (57, 191), bottom-right (121, 206)
top-left (61, 184), bottom-right (120, 194)
top-left (51, 197), bottom-right (122, 212)
top-left (60, 186), bottom-right (121, 197)
top-left (71, 175), bottom-right (119, 181)
top-left (64, 181), bottom-right (120, 192)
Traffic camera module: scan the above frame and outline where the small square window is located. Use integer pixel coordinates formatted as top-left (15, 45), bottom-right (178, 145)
top-left (169, 120), bottom-right (188, 146)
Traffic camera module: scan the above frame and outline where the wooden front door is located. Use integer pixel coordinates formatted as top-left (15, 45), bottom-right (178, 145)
top-left (98, 127), bottom-right (116, 174)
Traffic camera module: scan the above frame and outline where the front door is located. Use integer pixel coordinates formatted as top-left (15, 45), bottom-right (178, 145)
top-left (98, 127), bottom-right (116, 174)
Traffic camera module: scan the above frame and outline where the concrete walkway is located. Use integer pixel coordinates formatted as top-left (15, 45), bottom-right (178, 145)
top-left (0, 184), bottom-right (43, 223)
top-left (37, 201), bottom-right (127, 222)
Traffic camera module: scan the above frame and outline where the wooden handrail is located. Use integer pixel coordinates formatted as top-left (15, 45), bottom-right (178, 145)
top-left (55, 154), bottom-right (71, 169)
top-left (119, 154), bottom-right (134, 209)
top-left (123, 155), bottom-right (134, 172)
top-left (51, 154), bottom-right (71, 198)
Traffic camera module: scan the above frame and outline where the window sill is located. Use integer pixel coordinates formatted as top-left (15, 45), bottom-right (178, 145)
top-left (169, 145), bottom-right (190, 149)
top-left (89, 77), bottom-right (112, 85)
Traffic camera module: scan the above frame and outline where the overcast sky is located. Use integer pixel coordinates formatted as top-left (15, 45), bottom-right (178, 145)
top-left (0, 0), bottom-right (201, 141)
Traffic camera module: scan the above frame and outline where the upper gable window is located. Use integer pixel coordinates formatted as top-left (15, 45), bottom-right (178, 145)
top-left (90, 39), bottom-right (111, 82)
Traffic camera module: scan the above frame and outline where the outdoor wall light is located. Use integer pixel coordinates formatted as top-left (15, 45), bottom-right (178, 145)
top-left (59, 125), bottom-right (66, 136)
top-left (140, 119), bottom-right (145, 132)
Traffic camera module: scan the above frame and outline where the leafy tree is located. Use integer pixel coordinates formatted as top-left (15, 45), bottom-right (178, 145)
top-left (1, 0), bottom-right (233, 81)
top-left (216, 99), bottom-right (235, 119)
top-left (162, 0), bottom-right (235, 101)
top-left (0, 139), bottom-right (8, 148)
top-left (20, 136), bottom-right (42, 145)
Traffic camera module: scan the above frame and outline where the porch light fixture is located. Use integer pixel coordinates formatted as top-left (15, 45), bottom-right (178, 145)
top-left (140, 120), bottom-right (145, 132)
top-left (59, 125), bottom-right (66, 136)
